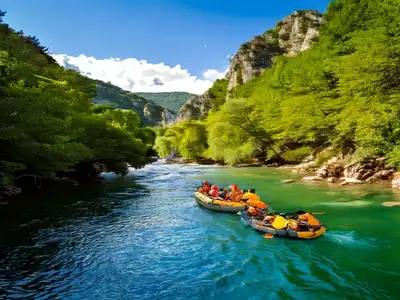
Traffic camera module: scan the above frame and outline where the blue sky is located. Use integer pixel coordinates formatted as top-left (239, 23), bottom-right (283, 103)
top-left (2, 0), bottom-right (331, 93)
top-left (2, 0), bottom-right (330, 74)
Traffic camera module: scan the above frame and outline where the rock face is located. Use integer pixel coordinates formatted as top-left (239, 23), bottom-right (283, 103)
top-left (226, 10), bottom-right (323, 91)
top-left (0, 184), bottom-right (22, 203)
top-left (343, 158), bottom-right (390, 181)
top-left (161, 109), bottom-right (176, 125)
top-left (392, 172), bottom-right (400, 189)
top-left (176, 92), bottom-right (211, 121)
top-left (316, 157), bottom-right (343, 178)
top-left (177, 10), bottom-right (323, 121)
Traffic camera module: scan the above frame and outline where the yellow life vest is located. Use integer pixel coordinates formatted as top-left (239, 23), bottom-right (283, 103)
top-left (272, 216), bottom-right (288, 229)
top-left (243, 193), bottom-right (261, 202)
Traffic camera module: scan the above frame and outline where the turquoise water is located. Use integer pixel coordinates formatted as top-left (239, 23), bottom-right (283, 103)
top-left (1, 163), bottom-right (400, 299)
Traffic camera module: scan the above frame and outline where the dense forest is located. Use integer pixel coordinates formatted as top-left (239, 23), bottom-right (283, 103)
top-left (155, 0), bottom-right (400, 169)
top-left (0, 10), bottom-right (156, 186)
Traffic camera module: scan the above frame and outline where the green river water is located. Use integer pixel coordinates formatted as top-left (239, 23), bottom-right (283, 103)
top-left (1, 163), bottom-right (400, 299)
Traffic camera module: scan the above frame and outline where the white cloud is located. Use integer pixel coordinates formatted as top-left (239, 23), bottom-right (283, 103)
top-left (203, 68), bottom-right (228, 81)
top-left (51, 54), bottom-right (228, 95)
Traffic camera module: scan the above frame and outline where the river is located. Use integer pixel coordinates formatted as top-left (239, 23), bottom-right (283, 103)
top-left (1, 163), bottom-right (400, 299)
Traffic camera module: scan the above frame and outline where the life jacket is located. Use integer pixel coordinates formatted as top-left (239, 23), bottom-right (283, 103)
top-left (209, 186), bottom-right (219, 197)
top-left (247, 199), bottom-right (268, 210)
top-left (243, 193), bottom-right (261, 202)
top-left (248, 207), bottom-right (259, 216)
top-left (232, 191), bottom-right (243, 202)
top-left (298, 213), bottom-right (321, 228)
top-left (272, 216), bottom-right (288, 229)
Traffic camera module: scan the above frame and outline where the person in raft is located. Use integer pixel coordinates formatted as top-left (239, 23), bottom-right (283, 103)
top-left (218, 188), bottom-right (228, 200)
top-left (227, 184), bottom-right (243, 202)
top-left (242, 188), bottom-right (261, 202)
top-left (198, 181), bottom-right (212, 194)
top-left (243, 189), bottom-right (271, 219)
top-left (208, 185), bottom-right (219, 198)
top-left (295, 212), bottom-right (322, 231)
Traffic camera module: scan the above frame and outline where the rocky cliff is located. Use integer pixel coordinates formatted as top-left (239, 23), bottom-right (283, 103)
top-left (227, 10), bottom-right (323, 90)
top-left (178, 10), bottom-right (323, 120)
top-left (176, 92), bottom-right (212, 121)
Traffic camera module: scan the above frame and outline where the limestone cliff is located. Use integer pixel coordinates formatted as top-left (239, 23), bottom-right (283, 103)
top-left (176, 92), bottom-right (212, 121)
top-left (227, 10), bottom-right (323, 90)
top-left (178, 10), bottom-right (323, 120)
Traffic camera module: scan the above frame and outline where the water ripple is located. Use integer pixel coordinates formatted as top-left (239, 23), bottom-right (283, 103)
top-left (1, 163), bottom-right (400, 299)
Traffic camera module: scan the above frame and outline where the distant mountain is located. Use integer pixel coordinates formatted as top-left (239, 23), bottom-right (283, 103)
top-left (136, 92), bottom-right (195, 114)
top-left (94, 80), bottom-right (175, 126)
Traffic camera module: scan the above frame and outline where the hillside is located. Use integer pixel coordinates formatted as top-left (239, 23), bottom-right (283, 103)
top-left (136, 92), bottom-right (195, 114)
top-left (178, 10), bottom-right (323, 120)
top-left (0, 10), bottom-right (156, 188)
top-left (155, 0), bottom-right (400, 183)
top-left (94, 80), bottom-right (175, 126)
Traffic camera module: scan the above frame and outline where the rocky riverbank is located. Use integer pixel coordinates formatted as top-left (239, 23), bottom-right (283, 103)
top-left (281, 155), bottom-right (400, 189)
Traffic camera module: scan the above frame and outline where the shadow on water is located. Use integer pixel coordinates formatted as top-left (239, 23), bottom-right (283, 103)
top-left (1, 164), bottom-right (400, 300)
top-left (0, 174), bottom-right (149, 297)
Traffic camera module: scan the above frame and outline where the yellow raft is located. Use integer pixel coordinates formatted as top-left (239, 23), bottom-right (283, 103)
top-left (240, 213), bottom-right (327, 239)
top-left (194, 192), bottom-right (246, 213)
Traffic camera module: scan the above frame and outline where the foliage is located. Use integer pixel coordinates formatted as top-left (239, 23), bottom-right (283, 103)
top-left (153, 121), bottom-right (207, 159)
top-left (136, 92), bottom-right (194, 114)
top-left (0, 13), bottom-right (154, 179)
top-left (93, 80), bottom-right (172, 126)
top-left (178, 0), bottom-right (400, 168)
top-left (208, 79), bottom-right (228, 111)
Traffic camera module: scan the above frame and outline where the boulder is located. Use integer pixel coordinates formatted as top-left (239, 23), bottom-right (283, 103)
top-left (315, 156), bottom-right (343, 178)
top-left (327, 177), bottom-right (336, 183)
top-left (281, 179), bottom-right (294, 184)
top-left (343, 163), bottom-right (365, 179)
top-left (340, 178), bottom-right (363, 186)
top-left (382, 201), bottom-right (400, 207)
top-left (361, 171), bottom-right (375, 181)
top-left (295, 161), bottom-right (317, 173)
top-left (366, 170), bottom-right (394, 183)
top-left (392, 172), bottom-right (400, 189)
top-left (302, 176), bottom-right (322, 182)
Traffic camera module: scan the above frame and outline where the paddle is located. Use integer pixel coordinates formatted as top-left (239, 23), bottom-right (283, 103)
top-left (264, 233), bottom-right (274, 239)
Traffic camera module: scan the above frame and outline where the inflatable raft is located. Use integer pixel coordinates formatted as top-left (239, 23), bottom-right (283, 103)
top-left (194, 192), bottom-right (246, 213)
top-left (240, 212), bottom-right (326, 239)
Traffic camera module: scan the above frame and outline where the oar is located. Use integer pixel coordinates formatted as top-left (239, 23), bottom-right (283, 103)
top-left (311, 212), bottom-right (327, 215)
top-left (264, 233), bottom-right (274, 239)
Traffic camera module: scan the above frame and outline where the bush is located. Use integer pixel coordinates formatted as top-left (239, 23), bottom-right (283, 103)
top-left (282, 146), bottom-right (313, 163)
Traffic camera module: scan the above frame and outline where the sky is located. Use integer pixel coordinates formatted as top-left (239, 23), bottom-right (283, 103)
top-left (2, 0), bottom-right (331, 94)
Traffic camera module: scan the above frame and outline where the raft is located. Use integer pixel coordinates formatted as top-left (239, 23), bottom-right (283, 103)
top-left (194, 192), bottom-right (246, 213)
top-left (240, 212), bottom-right (326, 239)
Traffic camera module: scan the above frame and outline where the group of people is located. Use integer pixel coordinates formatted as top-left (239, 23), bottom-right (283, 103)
top-left (198, 181), bottom-right (270, 215)
top-left (198, 181), bottom-right (322, 231)
top-left (262, 211), bottom-right (322, 231)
